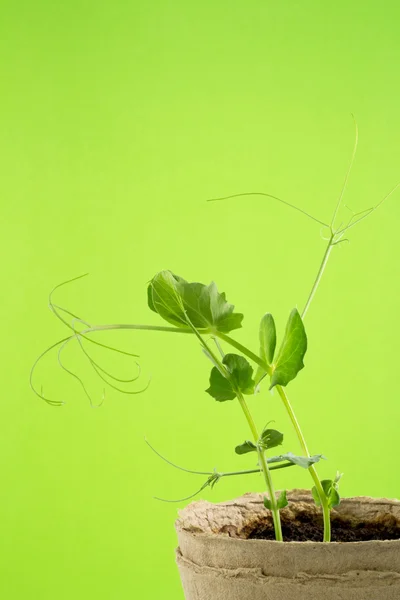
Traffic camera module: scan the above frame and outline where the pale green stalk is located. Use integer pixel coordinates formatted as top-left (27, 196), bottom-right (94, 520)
top-left (217, 330), bottom-right (331, 541)
top-left (275, 385), bottom-right (331, 541)
top-left (236, 391), bottom-right (283, 541)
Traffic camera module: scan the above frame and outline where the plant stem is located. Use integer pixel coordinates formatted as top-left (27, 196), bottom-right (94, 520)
top-left (87, 323), bottom-right (196, 334)
top-left (301, 233), bottom-right (334, 320)
top-left (216, 331), bottom-right (331, 542)
top-left (219, 462), bottom-right (295, 476)
top-left (216, 332), bottom-right (264, 365)
top-left (237, 392), bottom-right (283, 542)
top-left (275, 385), bottom-right (331, 542)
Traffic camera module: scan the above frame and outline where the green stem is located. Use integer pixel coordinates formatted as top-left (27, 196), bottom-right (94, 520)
top-left (275, 385), bottom-right (331, 542)
top-left (237, 392), bottom-right (283, 542)
top-left (301, 233), bottom-right (334, 320)
top-left (216, 332), bottom-right (331, 542)
top-left (216, 332), bottom-right (264, 366)
top-left (220, 462), bottom-right (295, 476)
top-left (87, 323), bottom-right (198, 334)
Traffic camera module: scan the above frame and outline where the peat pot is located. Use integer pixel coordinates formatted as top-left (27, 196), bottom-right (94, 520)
top-left (175, 489), bottom-right (400, 600)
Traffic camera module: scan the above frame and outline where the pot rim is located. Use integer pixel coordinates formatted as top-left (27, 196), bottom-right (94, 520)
top-left (176, 489), bottom-right (400, 546)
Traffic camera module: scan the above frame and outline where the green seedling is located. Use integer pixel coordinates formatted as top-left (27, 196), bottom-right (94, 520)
top-left (31, 119), bottom-right (398, 542)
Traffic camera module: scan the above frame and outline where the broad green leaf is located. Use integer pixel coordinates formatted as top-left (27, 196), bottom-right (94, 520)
top-left (255, 313), bottom-right (276, 386)
top-left (235, 440), bottom-right (257, 455)
top-left (206, 354), bottom-right (255, 402)
top-left (148, 270), bottom-right (243, 333)
top-left (259, 428), bottom-right (284, 450)
top-left (277, 490), bottom-right (288, 509)
top-left (312, 473), bottom-right (342, 509)
top-left (147, 271), bottom-right (186, 327)
top-left (270, 308), bottom-right (307, 389)
top-left (206, 367), bottom-right (236, 401)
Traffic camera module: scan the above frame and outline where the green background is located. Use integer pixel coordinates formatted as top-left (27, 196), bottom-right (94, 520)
top-left (1, 1), bottom-right (399, 598)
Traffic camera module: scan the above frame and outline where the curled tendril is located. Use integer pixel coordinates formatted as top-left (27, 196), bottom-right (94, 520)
top-left (319, 225), bottom-right (332, 242)
top-left (72, 320), bottom-right (141, 384)
top-left (30, 337), bottom-right (71, 406)
top-left (48, 275), bottom-right (139, 359)
top-left (32, 274), bottom-right (147, 407)
top-left (57, 336), bottom-right (105, 409)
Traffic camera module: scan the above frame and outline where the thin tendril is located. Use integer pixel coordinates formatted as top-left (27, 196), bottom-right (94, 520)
top-left (76, 335), bottom-right (150, 395)
top-left (71, 319), bottom-right (142, 384)
top-left (153, 480), bottom-right (212, 503)
top-left (57, 337), bottom-right (104, 408)
top-left (207, 191), bottom-right (329, 227)
top-left (336, 182), bottom-right (400, 235)
top-left (30, 337), bottom-right (71, 406)
top-left (48, 275), bottom-right (139, 358)
top-left (145, 438), bottom-right (213, 476)
top-left (331, 114), bottom-right (359, 228)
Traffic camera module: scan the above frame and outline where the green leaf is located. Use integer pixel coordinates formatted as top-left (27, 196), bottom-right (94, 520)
top-left (279, 452), bottom-right (325, 469)
top-left (148, 270), bottom-right (243, 333)
top-left (312, 473), bottom-right (342, 510)
top-left (206, 367), bottom-right (236, 401)
top-left (263, 496), bottom-right (272, 510)
top-left (235, 440), bottom-right (257, 455)
top-left (259, 428), bottom-right (284, 450)
top-left (270, 308), bottom-right (307, 389)
top-left (147, 271), bottom-right (186, 327)
top-left (235, 429), bottom-right (284, 455)
top-left (206, 353), bottom-right (255, 402)
top-left (255, 314), bottom-right (276, 386)
top-left (260, 313), bottom-right (276, 366)
top-left (264, 491), bottom-right (288, 511)
top-left (277, 490), bottom-right (288, 509)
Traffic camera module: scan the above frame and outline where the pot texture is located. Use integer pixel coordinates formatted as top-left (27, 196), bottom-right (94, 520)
top-left (175, 489), bottom-right (400, 600)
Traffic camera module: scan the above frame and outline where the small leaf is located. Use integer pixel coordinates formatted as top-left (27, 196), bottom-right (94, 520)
top-left (235, 440), bottom-right (257, 455)
top-left (312, 485), bottom-right (321, 506)
top-left (148, 271), bottom-right (243, 333)
top-left (260, 313), bottom-right (277, 366)
top-left (259, 428), bottom-right (284, 450)
top-left (206, 354), bottom-right (255, 402)
top-left (270, 308), bottom-right (307, 389)
top-left (312, 475), bottom-right (342, 510)
top-left (281, 452), bottom-right (325, 469)
top-left (277, 490), bottom-right (288, 509)
top-left (264, 492), bottom-right (288, 511)
top-left (224, 354), bottom-right (255, 394)
top-left (263, 496), bottom-right (272, 510)
top-left (268, 453), bottom-right (325, 468)
top-left (206, 367), bottom-right (236, 401)
top-left (255, 314), bottom-right (276, 385)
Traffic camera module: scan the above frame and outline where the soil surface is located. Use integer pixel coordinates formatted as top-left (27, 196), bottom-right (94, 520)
top-left (248, 511), bottom-right (400, 542)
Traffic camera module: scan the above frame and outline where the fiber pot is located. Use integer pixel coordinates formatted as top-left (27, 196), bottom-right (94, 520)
top-left (175, 489), bottom-right (400, 600)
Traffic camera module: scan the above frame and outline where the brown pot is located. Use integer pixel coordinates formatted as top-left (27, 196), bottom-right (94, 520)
top-left (175, 489), bottom-right (400, 600)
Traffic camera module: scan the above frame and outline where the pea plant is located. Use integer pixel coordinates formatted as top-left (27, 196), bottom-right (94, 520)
top-left (31, 122), bottom-right (398, 542)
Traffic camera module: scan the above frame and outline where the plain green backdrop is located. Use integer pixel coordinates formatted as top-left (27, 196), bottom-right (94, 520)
top-left (1, 1), bottom-right (400, 598)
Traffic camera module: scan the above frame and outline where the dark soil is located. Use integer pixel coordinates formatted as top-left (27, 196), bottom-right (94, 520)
top-left (248, 512), bottom-right (400, 542)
